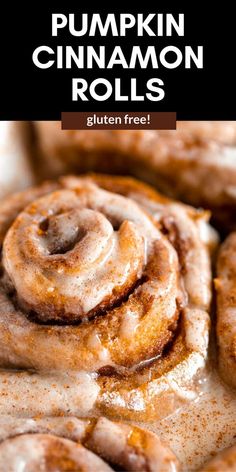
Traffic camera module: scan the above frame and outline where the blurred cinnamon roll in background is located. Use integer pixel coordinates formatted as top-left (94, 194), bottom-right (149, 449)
top-left (215, 233), bottom-right (236, 389)
top-left (0, 122), bottom-right (34, 200)
top-left (34, 121), bottom-right (236, 231)
top-left (0, 174), bottom-right (216, 420)
top-left (0, 416), bottom-right (180, 472)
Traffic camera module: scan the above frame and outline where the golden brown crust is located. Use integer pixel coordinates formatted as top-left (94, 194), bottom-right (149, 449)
top-left (0, 174), bottom-right (215, 420)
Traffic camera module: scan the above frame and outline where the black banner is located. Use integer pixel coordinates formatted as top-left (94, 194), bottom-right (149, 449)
top-left (0, 3), bottom-right (235, 120)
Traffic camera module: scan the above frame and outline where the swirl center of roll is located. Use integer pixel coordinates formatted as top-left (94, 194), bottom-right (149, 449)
top-left (1, 184), bottom-right (158, 323)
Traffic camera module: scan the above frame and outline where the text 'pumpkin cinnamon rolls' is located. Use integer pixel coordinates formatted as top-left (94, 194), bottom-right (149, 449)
top-left (0, 416), bottom-right (180, 472)
top-left (34, 121), bottom-right (236, 231)
top-left (0, 174), bottom-right (216, 420)
top-left (215, 233), bottom-right (236, 389)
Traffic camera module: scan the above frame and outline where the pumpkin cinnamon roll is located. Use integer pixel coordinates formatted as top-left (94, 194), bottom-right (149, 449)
top-left (215, 233), bottom-right (236, 389)
top-left (0, 416), bottom-right (180, 472)
top-left (34, 121), bottom-right (236, 231)
top-left (0, 175), bottom-right (216, 420)
top-left (201, 444), bottom-right (236, 471)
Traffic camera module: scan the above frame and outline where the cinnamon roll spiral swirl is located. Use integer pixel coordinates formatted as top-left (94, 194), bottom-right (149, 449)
top-left (34, 121), bottom-right (236, 230)
top-left (0, 175), bottom-right (216, 420)
top-left (0, 416), bottom-right (180, 472)
top-left (215, 233), bottom-right (236, 389)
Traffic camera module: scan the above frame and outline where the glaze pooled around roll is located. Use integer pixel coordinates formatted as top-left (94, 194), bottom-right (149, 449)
top-left (0, 175), bottom-right (216, 420)
top-left (0, 416), bottom-right (180, 472)
top-left (34, 121), bottom-right (236, 231)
